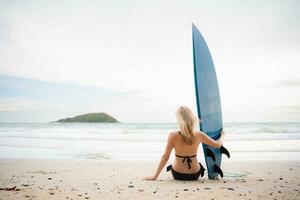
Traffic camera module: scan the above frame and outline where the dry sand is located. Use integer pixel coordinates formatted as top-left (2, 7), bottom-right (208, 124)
top-left (0, 159), bottom-right (299, 200)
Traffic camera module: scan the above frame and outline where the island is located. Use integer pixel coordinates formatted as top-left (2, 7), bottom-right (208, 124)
top-left (55, 112), bottom-right (119, 123)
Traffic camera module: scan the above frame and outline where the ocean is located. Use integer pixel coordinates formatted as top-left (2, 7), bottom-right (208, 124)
top-left (0, 122), bottom-right (299, 161)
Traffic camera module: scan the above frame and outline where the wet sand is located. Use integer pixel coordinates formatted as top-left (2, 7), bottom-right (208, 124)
top-left (0, 159), bottom-right (299, 199)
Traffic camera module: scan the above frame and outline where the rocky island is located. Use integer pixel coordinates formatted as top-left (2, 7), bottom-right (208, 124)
top-left (55, 112), bottom-right (118, 123)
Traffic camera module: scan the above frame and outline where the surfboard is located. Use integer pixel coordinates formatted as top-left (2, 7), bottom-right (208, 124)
top-left (192, 24), bottom-right (228, 179)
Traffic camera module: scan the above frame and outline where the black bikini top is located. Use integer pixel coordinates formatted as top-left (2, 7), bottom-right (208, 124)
top-left (175, 154), bottom-right (197, 169)
top-left (176, 131), bottom-right (197, 169)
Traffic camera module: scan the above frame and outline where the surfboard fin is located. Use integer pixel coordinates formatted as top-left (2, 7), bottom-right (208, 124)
top-left (220, 145), bottom-right (230, 158)
top-left (214, 164), bottom-right (223, 178)
top-left (206, 148), bottom-right (216, 162)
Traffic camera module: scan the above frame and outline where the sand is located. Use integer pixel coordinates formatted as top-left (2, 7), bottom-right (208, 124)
top-left (0, 159), bottom-right (299, 200)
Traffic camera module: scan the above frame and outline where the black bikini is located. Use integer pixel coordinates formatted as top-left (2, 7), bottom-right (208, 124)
top-left (166, 156), bottom-right (205, 180)
top-left (166, 132), bottom-right (206, 180)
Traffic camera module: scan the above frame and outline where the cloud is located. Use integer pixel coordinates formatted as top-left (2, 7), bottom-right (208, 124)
top-left (274, 106), bottom-right (300, 112)
top-left (273, 80), bottom-right (300, 88)
top-left (0, 74), bottom-right (126, 100)
top-left (0, 97), bottom-right (47, 111)
top-left (0, 74), bottom-right (133, 113)
top-left (262, 79), bottom-right (300, 89)
top-left (0, 0), bottom-right (299, 122)
top-left (0, 74), bottom-right (184, 122)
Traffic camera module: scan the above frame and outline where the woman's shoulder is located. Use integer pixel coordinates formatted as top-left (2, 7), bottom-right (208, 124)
top-left (169, 130), bottom-right (180, 136)
top-left (193, 130), bottom-right (204, 138)
top-left (169, 130), bottom-right (203, 137)
top-left (168, 131), bottom-right (181, 139)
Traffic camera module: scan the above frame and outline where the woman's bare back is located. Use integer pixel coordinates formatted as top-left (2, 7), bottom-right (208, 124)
top-left (171, 131), bottom-right (202, 173)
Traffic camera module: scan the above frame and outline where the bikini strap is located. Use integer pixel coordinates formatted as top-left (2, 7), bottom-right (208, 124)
top-left (175, 155), bottom-right (197, 158)
top-left (175, 155), bottom-right (197, 169)
top-left (166, 164), bottom-right (172, 172)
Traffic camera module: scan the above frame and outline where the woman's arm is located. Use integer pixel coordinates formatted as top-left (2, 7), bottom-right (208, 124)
top-left (199, 129), bottom-right (225, 148)
top-left (143, 133), bottom-right (174, 181)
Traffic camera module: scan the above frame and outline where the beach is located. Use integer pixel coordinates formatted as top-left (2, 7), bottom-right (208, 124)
top-left (1, 122), bottom-right (300, 199)
top-left (0, 159), bottom-right (299, 200)
top-left (1, 0), bottom-right (299, 199)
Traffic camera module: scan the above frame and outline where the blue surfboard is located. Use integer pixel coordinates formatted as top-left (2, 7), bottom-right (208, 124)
top-left (192, 24), bottom-right (226, 179)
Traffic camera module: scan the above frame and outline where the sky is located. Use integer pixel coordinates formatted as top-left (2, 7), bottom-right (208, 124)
top-left (0, 0), bottom-right (299, 122)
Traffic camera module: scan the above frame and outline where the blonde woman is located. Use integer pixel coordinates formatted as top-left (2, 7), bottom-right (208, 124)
top-left (144, 106), bottom-right (225, 181)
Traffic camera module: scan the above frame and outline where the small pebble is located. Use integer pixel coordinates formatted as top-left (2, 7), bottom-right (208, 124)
top-left (183, 189), bottom-right (188, 191)
top-left (227, 188), bottom-right (234, 191)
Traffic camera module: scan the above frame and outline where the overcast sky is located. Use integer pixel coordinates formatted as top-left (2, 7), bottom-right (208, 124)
top-left (0, 0), bottom-right (299, 122)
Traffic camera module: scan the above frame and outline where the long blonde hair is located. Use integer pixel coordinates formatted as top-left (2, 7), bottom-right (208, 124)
top-left (176, 106), bottom-right (199, 144)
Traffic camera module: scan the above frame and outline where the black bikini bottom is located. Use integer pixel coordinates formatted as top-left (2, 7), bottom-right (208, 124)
top-left (166, 163), bottom-right (205, 181)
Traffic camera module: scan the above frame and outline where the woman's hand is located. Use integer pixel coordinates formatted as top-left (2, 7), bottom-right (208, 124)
top-left (143, 175), bottom-right (157, 181)
top-left (220, 129), bottom-right (225, 136)
top-left (217, 129), bottom-right (225, 147)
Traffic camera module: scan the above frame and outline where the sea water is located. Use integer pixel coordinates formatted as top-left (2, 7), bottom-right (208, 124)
top-left (0, 122), bottom-right (299, 161)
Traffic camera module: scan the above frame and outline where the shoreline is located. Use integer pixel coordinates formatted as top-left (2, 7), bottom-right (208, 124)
top-left (1, 159), bottom-right (299, 199)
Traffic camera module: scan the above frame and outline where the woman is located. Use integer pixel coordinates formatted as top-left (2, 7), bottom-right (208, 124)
top-left (144, 106), bottom-right (225, 181)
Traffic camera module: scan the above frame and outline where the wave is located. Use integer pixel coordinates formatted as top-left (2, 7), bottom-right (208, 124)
top-left (1, 122), bottom-right (300, 161)
top-left (1, 132), bottom-right (300, 142)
